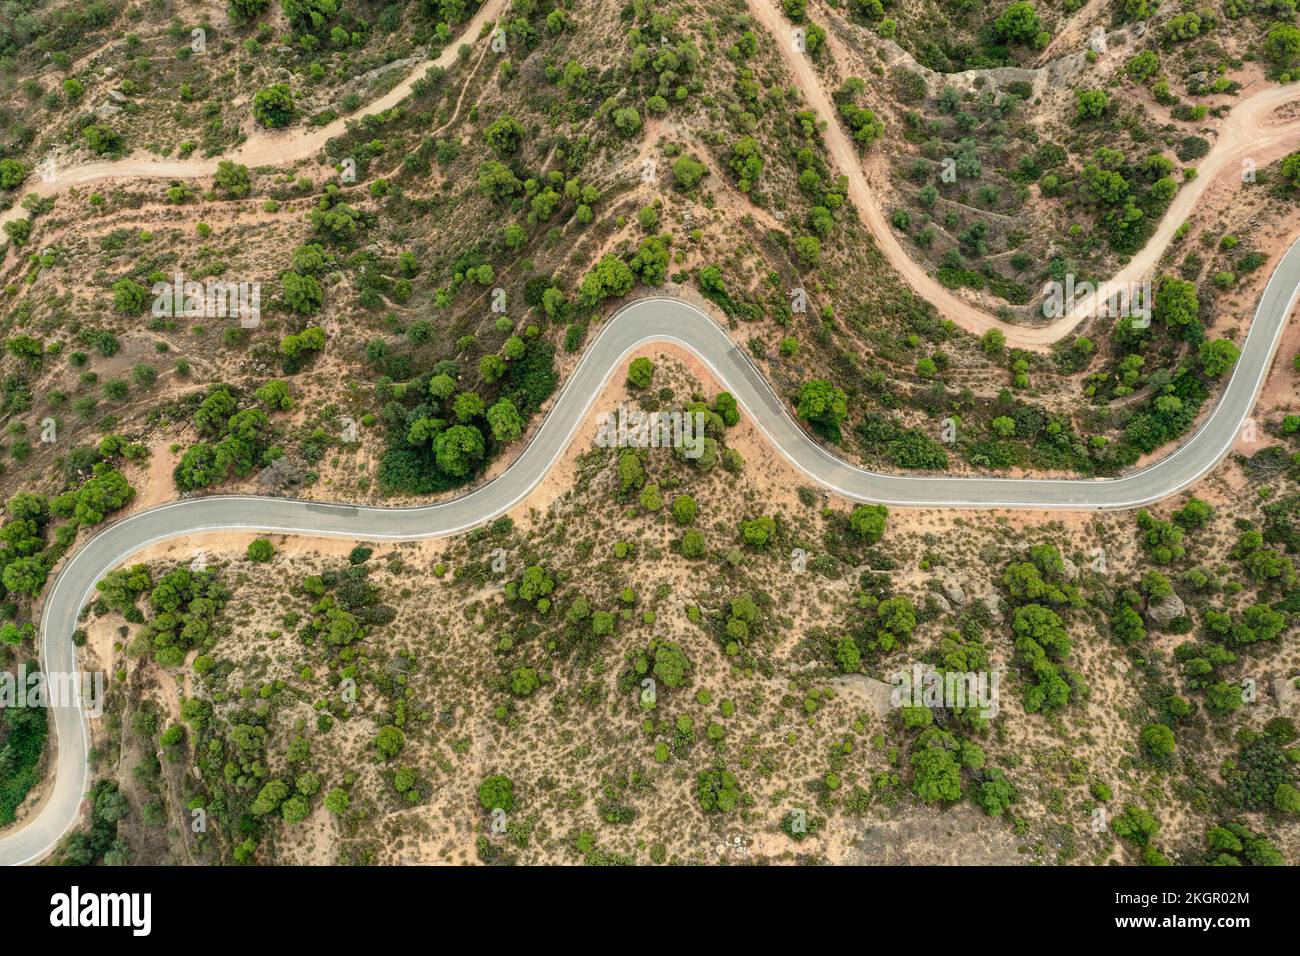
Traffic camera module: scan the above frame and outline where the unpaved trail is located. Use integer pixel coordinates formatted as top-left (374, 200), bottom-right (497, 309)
top-left (1109, 86), bottom-right (1300, 290)
top-left (1036, 0), bottom-right (1107, 63)
top-left (3, 0), bottom-right (1295, 353)
top-left (0, 0), bottom-right (506, 231)
top-left (746, 0), bottom-right (1300, 350)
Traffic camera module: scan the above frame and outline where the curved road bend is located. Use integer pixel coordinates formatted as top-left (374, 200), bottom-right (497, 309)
top-left (3, 236), bottom-right (1299, 864)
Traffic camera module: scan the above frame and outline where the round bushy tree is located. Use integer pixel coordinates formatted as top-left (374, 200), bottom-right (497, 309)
top-left (478, 774), bottom-right (515, 812)
top-left (246, 538), bottom-right (275, 562)
top-left (253, 83), bottom-right (295, 128)
top-left (627, 356), bottom-right (654, 388)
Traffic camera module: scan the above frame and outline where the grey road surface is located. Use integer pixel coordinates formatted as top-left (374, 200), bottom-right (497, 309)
top-left (3, 237), bottom-right (1299, 865)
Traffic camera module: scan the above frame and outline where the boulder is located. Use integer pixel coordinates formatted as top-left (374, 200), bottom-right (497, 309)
top-left (1272, 677), bottom-right (1299, 716)
top-left (1146, 592), bottom-right (1186, 625)
top-left (829, 674), bottom-right (896, 718)
top-left (940, 576), bottom-right (965, 606)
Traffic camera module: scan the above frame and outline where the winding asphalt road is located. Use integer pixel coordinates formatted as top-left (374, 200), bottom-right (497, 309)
top-left (2, 238), bottom-right (1299, 864)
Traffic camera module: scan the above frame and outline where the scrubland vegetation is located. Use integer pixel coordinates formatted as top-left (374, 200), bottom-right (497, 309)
top-left (0, 0), bottom-right (1297, 865)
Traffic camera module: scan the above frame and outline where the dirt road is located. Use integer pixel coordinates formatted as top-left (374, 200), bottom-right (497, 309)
top-left (0, 0), bottom-right (506, 230)
top-left (746, 0), bottom-right (1300, 350)
top-left (3, 0), bottom-right (1296, 353)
